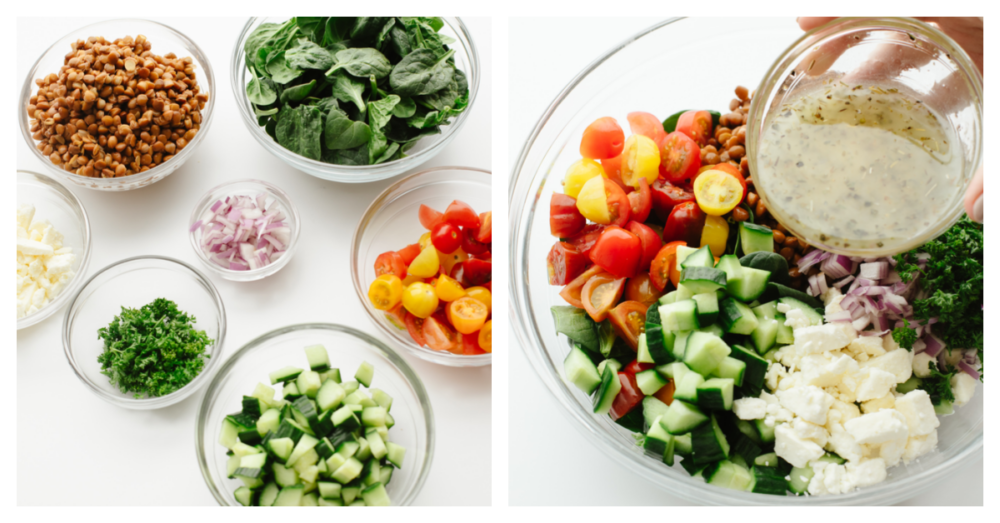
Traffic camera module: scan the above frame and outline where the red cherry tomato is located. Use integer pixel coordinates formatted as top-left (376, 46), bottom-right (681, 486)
top-left (419, 205), bottom-right (444, 230)
top-left (600, 153), bottom-right (629, 193)
top-left (608, 300), bottom-right (648, 350)
top-left (627, 111), bottom-right (667, 145)
top-left (374, 251), bottom-right (407, 279)
top-left (663, 201), bottom-right (706, 246)
top-left (423, 316), bottom-right (458, 352)
top-left (675, 110), bottom-right (713, 146)
top-left (477, 211), bottom-right (492, 244)
top-left (550, 193), bottom-right (587, 238)
top-left (651, 179), bottom-right (696, 221)
top-left (602, 178), bottom-right (631, 228)
top-left (396, 243), bottom-right (421, 265)
top-left (649, 241), bottom-right (687, 292)
top-left (627, 178), bottom-right (652, 225)
top-left (658, 132), bottom-right (701, 183)
top-left (609, 371), bottom-right (643, 421)
top-left (444, 200), bottom-right (480, 229)
top-left (580, 116), bottom-right (625, 160)
top-left (546, 241), bottom-right (590, 285)
top-left (559, 265), bottom-right (606, 308)
top-left (431, 222), bottom-right (462, 254)
top-left (461, 332), bottom-right (487, 355)
top-left (581, 273), bottom-right (626, 322)
top-left (404, 312), bottom-right (428, 346)
top-left (461, 226), bottom-right (490, 256)
top-left (626, 221), bottom-right (662, 273)
top-left (623, 360), bottom-right (654, 374)
top-left (624, 273), bottom-right (662, 307)
top-left (565, 224), bottom-right (605, 259)
top-left (460, 258), bottom-right (492, 288)
top-left (694, 163), bottom-right (747, 203)
top-left (589, 225), bottom-right (642, 279)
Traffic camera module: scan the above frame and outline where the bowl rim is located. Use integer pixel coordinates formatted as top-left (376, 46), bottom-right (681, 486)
top-left (194, 322), bottom-right (436, 506)
top-left (350, 165), bottom-right (492, 367)
top-left (17, 169), bottom-right (93, 330)
top-left (18, 18), bottom-right (216, 190)
top-left (61, 254), bottom-right (227, 409)
top-left (509, 16), bottom-right (983, 505)
top-left (229, 16), bottom-right (480, 181)
top-left (187, 178), bottom-right (301, 280)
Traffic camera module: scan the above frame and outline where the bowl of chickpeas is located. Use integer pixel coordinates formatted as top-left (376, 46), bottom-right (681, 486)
top-left (18, 19), bottom-right (215, 192)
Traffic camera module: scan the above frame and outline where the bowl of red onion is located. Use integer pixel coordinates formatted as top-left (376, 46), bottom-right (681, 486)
top-left (188, 179), bottom-right (300, 282)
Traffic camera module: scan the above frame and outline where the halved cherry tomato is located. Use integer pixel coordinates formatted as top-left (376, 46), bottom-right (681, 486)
top-left (447, 296), bottom-right (489, 334)
top-left (402, 282), bottom-right (439, 318)
top-left (623, 360), bottom-right (654, 374)
top-left (627, 177), bottom-right (652, 224)
top-left (663, 201), bottom-right (706, 247)
top-left (405, 313), bottom-right (428, 346)
top-left (438, 248), bottom-right (468, 276)
top-left (558, 265), bottom-right (606, 308)
top-left (580, 116), bottom-right (625, 160)
top-left (651, 179), bottom-right (696, 221)
top-left (658, 131), bottom-right (701, 183)
top-left (434, 274), bottom-right (466, 301)
top-left (675, 110), bottom-right (713, 146)
top-left (653, 378), bottom-right (675, 405)
top-left (701, 214), bottom-right (730, 257)
top-left (550, 193), bottom-right (586, 238)
top-left (368, 274), bottom-right (404, 311)
top-left (462, 332), bottom-right (487, 355)
top-left (375, 251), bottom-right (407, 279)
top-left (626, 221), bottom-right (662, 273)
top-left (423, 316), bottom-right (458, 352)
top-left (581, 273), bottom-right (626, 322)
top-left (477, 212), bottom-right (492, 244)
top-left (431, 222), bottom-right (462, 254)
top-left (547, 241), bottom-right (590, 285)
top-left (649, 241), bottom-right (686, 291)
top-left (419, 204), bottom-right (444, 230)
top-left (478, 320), bottom-right (492, 352)
top-left (444, 200), bottom-right (480, 229)
top-left (460, 258), bottom-right (492, 288)
top-left (695, 162), bottom-right (747, 203)
top-left (609, 371), bottom-right (643, 421)
top-left (565, 224), bottom-right (605, 258)
top-left (627, 111), bottom-right (667, 145)
top-left (408, 245), bottom-right (440, 278)
top-left (385, 303), bottom-right (407, 330)
top-left (620, 134), bottom-right (660, 189)
top-left (576, 176), bottom-right (630, 227)
top-left (608, 300), bottom-right (648, 350)
top-left (624, 273), bottom-right (662, 307)
top-left (589, 226), bottom-right (641, 279)
top-left (397, 243), bottom-right (422, 265)
top-left (461, 226), bottom-right (490, 255)
top-left (563, 159), bottom-right (606, 199)
top-left (465, 286), bottom-right (492, 314)
top-left (600, 153), bottom-right (628, 193)
top-left (693, 169), bottom-right (744, 216)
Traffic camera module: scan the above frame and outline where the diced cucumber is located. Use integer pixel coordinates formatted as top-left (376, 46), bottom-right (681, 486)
top-left (696, 378), bottom-right (735, 410)
top-left (259, 482), bottom-right (280, 506)
top-left (296, 370), bottom-right (322, 398)
top-left (731, 432), bottom-right (762, 465)
top-left (318, 481), bottom-right (342, 500)
top-left (269, 366), bottom-right (304, 385)
top-left (304, 344), bottom-right (330, 372)
top-left (234, 486), bottom-right (258, 506)
top-left (671, 331), bottom-right (691, 360)
top-left (273, 462), bottom-right (299, 487)
top-left (660, 299), bottom-right (699, 332)
top-left (755, 419), bottom-right (776, 443)
top-left (737, 419), bottom-right (762, 444)
top-left (287, 434), bottom-right (319, 467)
top-left (788, 466), bottom-right (814, 494)
top-left (692, 292), bottom-right (720, 326)
top-left (719, 298), bottom-right (759, 335)
top-left (320, 368), bottom-right (342, 384)
top-left (273, 485), bottom-right (305, 506)
top-left (754, 452), bottom-right (779, 467)
top-left (659, 361), bottom-right (690, 379)
top-left (712, 357), bottom-right (746, 387)
top-left (256, 408), bottom-right (281, 436)
top-left (753, 301), bottom-right (779, 320)
top-left (355, 361), bottom-right (375, 388)
top-left (749, 466), bottom-right (788, 495)
top-left (226, 454), bottom-right (241, 478)
top-left (361, 482), bottom-right (391, 506)
top-left (729, 266), bottom-right (771, 302)
top-left (696, 323), bottom-right (724, 338)
top-left (316, 379), bottom-right (346, 412)
top-left (219, 417), bottom-right (242, 450)
top-left (705, 460), bottom-right (753, 491)
top-left (370, 388), bottom-right (393, 411)
top-left (662, 400), bottom-right (709, 434)
top-left (739, 222), bottom-right (774, 255)
top-left (674, 433), bottom-right (693, 456)
top-left (331, 457), bottom-right (364, 483)
top-left (680, 266), bottom-right (728, 294)
top-left (641, 396), bottom-right (671, 432)
top-left (563, 345), bottom-right (602, 394)
top-left (596, 358), bottom-right (621, 377)
top-left (935, 401), bottom-right (954, 415)
top-left (341, 485), bottom-right (361, 504)
top-left (645, 302), bottom-right (675, 365)
top-left (332, 405), bottom-right (360, 431)
top-left (674, 245), bottom-right (699, 270)
top-left (593, 364), bottom-right (622, 415)
top-left (681, 245), bottom-right (715, 269)
top-left (643, 416), bottom-right (674, 457)
top-left (728, 344), bottom-right (767, 396)
top-left (750, 318), bottom-right (780, 354)
top-left (777, 297), bottom-right (824, 326)
top-left (691, 413), bottom-right (730, 465)
top-left (682, 331), bottom-right (732, 376)
top-left (267, 437), bottom-right (295, 462)
top-left (315, 437), bottom-right (336, 460)
top-left (896, 375), bottom-right (921, 394)
top-left (635, 369), bottom-right (668, 396)
top-left (362, 407), bottom-right (387, 427)
top-left (775, 314), bottom-right (795, 344)
top-left (282, 381), bottom-right (301, 399)
top-left (673, 371), bottom-right (704, 403)
top-left (636, 333), bottom-right (654, 364)
top-left (386, 441), bottom-right (406, 468)
top-left (365, 429), bottom-right (388, 460)
top-left (659, 290), bottom-right (679, 305)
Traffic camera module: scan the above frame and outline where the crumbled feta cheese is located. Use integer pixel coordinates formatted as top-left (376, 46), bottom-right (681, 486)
top-left (848, 336), bottom-right (885, 358)
top-left (16, 205), bottom-right (75, 319)
top-left (860, 394), bottom-right (895, 414)
top-left (877, 434), bottom-right (907, 466)
top-left (733, 397), bottom-right (767, 420)
top-left (902, 430), bottom-right (938, 463)
top-left (777, 385), bottom-right (834, 425)
top-left (775, 423), bottom-right (825, 468)
top-left (822, 286), bottom-right (843, 307)
top-left (847, 458), bottom-right (887, 488)
top-left (912, 352), bottom-right (935, 378)
top-left (792, 324), bottom-right (851, 355)
top-left (854, 368), bottom-right (897, 402)
top-left (893, 390), bottom-right (939, 436)
top-left (791, 418), bottom-right (829, 446)
top-left (826, 421), bottom-right (864, 463)
top-left (784, 308), bottom-right (812, 330)
top-left (765, 362), bottom-right (788, 391)
top-left (801, 353), bottom-right (858, 387)
top-left (844, 409), bottom-right (908, 445)
top-left (950, 372), bottom-right (978, 407)
top-left (864, 348), bottom-right (912, 383)
top-left (882, 333), bottom-right (900, 353)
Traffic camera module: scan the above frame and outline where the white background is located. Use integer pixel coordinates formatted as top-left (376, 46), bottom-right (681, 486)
top-left (507, 16), bottom-right (983, 506)
top-left (16, 16), bottom-right (492, 506)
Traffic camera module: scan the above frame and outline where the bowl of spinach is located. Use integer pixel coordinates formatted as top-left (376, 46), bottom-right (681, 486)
top-left (232, 17), bottom-right (480, 183)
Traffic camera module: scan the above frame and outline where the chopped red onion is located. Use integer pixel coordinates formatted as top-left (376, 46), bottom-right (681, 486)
top-left (957, 360), bottom-right (981, 380)
top-left (912, 338), bottom-right (926, 353)
top-left (852, 316), bottom-right (871, 331)
top-left (798, 249), bottom-right (831, 272)
top-left (923, 334), bottom-right (945, 358)
top-left (859, 329), bottom-right (889, 337)
top-left (826, 310), bottom-right (853, 323)
top-left (833, 275), bottom-right (855, 289)
top-left (194, 192), bottom-right (289, 272)
top-left (859, 261), bottom-right (888, 280)
top-left (821, 254), bottom-right (854, 279)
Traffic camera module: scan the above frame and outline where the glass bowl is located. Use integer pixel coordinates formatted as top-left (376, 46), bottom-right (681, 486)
top-left (17, 170), bottom-right (92, 330)
top-left (509, 17), bottom-right (983, 505)
top-left (188, 179), bottom-right (301, 282)
top-left (62, 255), bottom-right (226, 409)
top-left (747, 17), bottom-right (983, 256)
top-left (195, 323), bottom-right (434, 506)
top-left (230, 17), bottom-right (480, 183)
top-left (351, 166), bottom-right (492, 367)
top-left (19, 19), bottom-right (216, 192)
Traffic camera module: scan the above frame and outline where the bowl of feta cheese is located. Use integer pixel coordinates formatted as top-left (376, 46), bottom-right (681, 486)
top-left (17, 170), bottom-right (92, 330)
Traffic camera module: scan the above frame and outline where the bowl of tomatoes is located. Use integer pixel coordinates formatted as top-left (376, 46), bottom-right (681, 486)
top-left (351, 166), bottom-right (492, 368)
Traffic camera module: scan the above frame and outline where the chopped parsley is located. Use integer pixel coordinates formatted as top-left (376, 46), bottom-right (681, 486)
top-left (916, 360), bottom-right (957, 406)
top-left (97, 298), bottom-right (213, 398)
top-left (892, 319), bottom-right (918, 350)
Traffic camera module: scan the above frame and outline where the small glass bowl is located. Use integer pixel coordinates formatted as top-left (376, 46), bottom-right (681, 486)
top-left (62, 255), bottom-right (226, 409)
top-left (351, 166), bottom-right (492, 367)
top-left (17, 170), bottom-right (92, 330)
top-left (195, 323), bottom-right (434, 506)
top-left (230, 17), bottom-right (480, 183)
top-left (19, 19), bottom-right (216, 192)
top-left (747, 17), bottom-right (983, 256)
top-left (188, 179), bottom-right (301, 282)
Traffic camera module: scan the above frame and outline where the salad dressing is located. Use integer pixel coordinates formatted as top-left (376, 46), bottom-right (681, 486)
top-left (756, 83), bottom-right (963, 250)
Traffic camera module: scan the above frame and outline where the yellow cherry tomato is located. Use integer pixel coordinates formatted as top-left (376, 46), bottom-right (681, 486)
top-left (700, 214), bottom-right (730, 257)
top-left (465, 286), bottom-right (492, 314)
top-left (435, 274), bottom-right (466, 301)
top-left (575, 175), bottom-right (610, 224)
top-left (401, 272), bottom-right (425, 287)
top-left (447, 297), bottom-right (489, 334)
top-left (401, 282), bottom-right (439, 319)
top-left (408, 244), bottom-right (440, 278)
top-left (620, 134), bottom-right (660, 188)
top-left (694, 169), bottom-right (743, 216)
top-left (478, 320), bottom-right (492, 353)
top-left (368, 274), bottom-right (403, 311)
top-left (438, 248), bottom-right (468, 276)
top-left (562, 159), bottom-right (606, 199)
top-left (419, 232), bottom-right (432, 250)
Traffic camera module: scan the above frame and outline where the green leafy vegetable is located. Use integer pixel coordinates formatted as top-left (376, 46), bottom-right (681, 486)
top-left (892, 319), bottom-right (918, 350)
top-left (246, 67), bottom-right (277, 105)
top-left (324, 109), bottom-right (372, 150)
top-left (916, 361), bottom-right (957, 406)
top-left (96, 298), bottom-right (213, 398)
top-left (330, 72), bottom-right (367, 114)
top-left (389, 48), bottom-right (456, 96)
top-left (265, 50), bottom-right (303, 84)
top-left (285, 39), bottom-right (336, 70)
top-left (325, 48), bottom-right (392, 80)
top-left (275, 104), bottom-right (323, 160)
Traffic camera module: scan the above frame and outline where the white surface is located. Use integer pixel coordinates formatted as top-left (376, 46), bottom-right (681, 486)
top-left (17, 16), bottom-right (491, 506)
top-left (507, 16), bottom-right (983, 506)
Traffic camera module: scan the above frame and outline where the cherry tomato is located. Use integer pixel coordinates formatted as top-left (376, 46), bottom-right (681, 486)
top-left (701, 214), bottom-right (730, 257)
top-left (385, 303), bottom-right (407, 330)
top-left (558, 265), bottom-right (606, 308)
top-left (580, 116), bottom-right (625, 160)
top-left (460, 258), bottom-right (492, 288)
top-left (402, 282), bottom-right (439, 318)
top-left (627, 111), bottom-right (667, 145)
top-left (695, 162), bottom-right (747, 203)
top-left (461, 226), bottom-right (490, 256)
top-left (576, 176), bottom-right (630, 227)
top-left (651, 179), bottom-right (696, 221)
top-left (600, 153), bottom-right (628, 193)
top-left (624, 273), bottom-right (662, 307)
top-left (405, 313), bottom-right (428, 346)
top-left (408, 245), bottom-right (440, 278)
top-left (438, 248), bottom-right (468, 277)
top-left (589, 226), bottom-right (642, 279)
top-left (620, 134), bottom-right (660, 189)
top-left (663, 201), bottom-right (706, 247)
top-left (563, 159), bottom-right (606, 199)
top-left (623, 360), bottom-right (654, 374)
top-left (478, 320), bottom-right (493, 353)
top-left (653, 379), bottom-right (675, 405)
top-left (550, 193), bottom-right (587, 238)
top-left (658, 131), bottom-right (701, 183)
top-left (419, 204), bottom-right (444, 230)
top-left (447, 297), bottom-right (489, 334)
top-left (609, 371), bottom-right (643, 421)
top-left (565, 224), bottom-right (605, 258)
top-left (397, 243), bottom-right (422, 265)
top-left (477, 212), bottom-right (492, 244)
top-left (627, 177), bottom-right (652, 224)
top-left (694, 169), bottom-right (744, 216)
top-left (434, 274), bottom-right (466, 301)
top-left (444, 200), bottom-right (480, 230)
top-left (581, 273), bottom-right (626, 322)
top-left (374, 251), bottom-right (407, 279)
top-left (649, 241), bottom-right (686, 292)
top-left (462, 332), bottom-right (487, 355)
top-left (608, 300), bottom-right (648, 350)
top-left (368, 274), bottom-right (404, 311)
top-left (675, 110), bottom-right (713, 146)
top-left (626, 220), bottom-right (662, 273)
top-left (431, 222), bottom-right (462, 254)
top-left (465, 286), bottom-right (492, 314)
top-left (423, 316), bottom-right (458, 352)
top-left (547, 241), bottom-right (590, 286)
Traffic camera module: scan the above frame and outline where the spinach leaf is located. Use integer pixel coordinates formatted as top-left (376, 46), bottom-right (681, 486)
top-left (294, 17), bottom-right (326, 41)
top-left (279, 79), bottom-right (316, 104)
top-left (392, 96), bottom-right (416, 118)
top-left (325, 48), bottom-right (392, 79)
top-left (390, 48), bottom-right (456, 96)
top-left (275, 104), bottom-right (323, 160)
top-left (244, 23), bottom-right (284, 69)
top-left (329, 143), bottom-right (369, 165)
top-left (285, 39), bottom-right (336, 70)
top-left (739, 251), bottom-right (790, 286)
top-left (421, 69), bottom-right (467, 111)
top-left (246, 67), bottom-right (277, 105)
top-left (408, 105), bottom-right (458, 129)
top-left (351, 17), bottom-right (391, 42)
top-left (322, 17), bottom-right (355, 47)
top-left (385, 118), bottom-right (439, 143)
top-left (313, 96), bottom-right (340, 115)
top-left (387, 23), bottom-right (412, 57)
top-left (373, 142), bottom-right (400, 165)
top-left (376, 18), bottom-right (396, 50)
top-left (368, 129), bottom-right (389, 164)
top-left (368, 94), bottom-right (400, 131)
top-left (330, 72), bottom-right (367, 114)
top-left (324, 109), bottom-right (372, 150)
top-left (265, 50), bottom-right (303, 84)
top-left (254, 105), bottom-right (279, 118)
top-left (401, 18), bottom-right (449, 58)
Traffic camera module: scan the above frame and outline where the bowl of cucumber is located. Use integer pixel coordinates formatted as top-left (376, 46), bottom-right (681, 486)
top-left (196, 323), bottom-right (434, 506)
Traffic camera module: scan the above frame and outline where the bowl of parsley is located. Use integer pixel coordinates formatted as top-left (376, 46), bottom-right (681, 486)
top-left (62, 255), bottom-right (226, 409)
